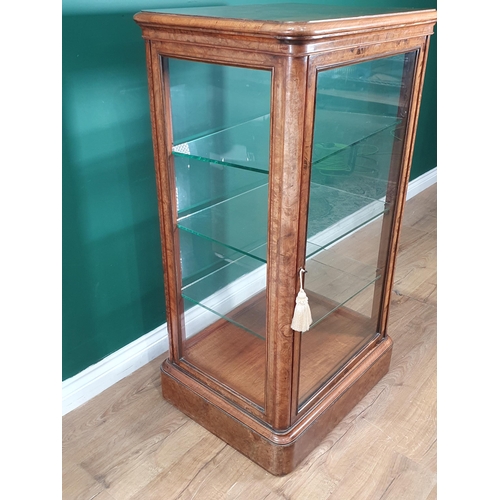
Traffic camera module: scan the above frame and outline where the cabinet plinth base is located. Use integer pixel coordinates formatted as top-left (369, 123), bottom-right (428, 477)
top-left (161, 336), bottom-right (392, 475)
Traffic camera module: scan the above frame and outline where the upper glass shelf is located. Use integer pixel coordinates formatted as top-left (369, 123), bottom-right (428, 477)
top-left (173, 116), bottom-right (271, 174)
top-left (311, 110), bottom-right (399, 170)
top-left (172, 111), bottom-right (398, 174)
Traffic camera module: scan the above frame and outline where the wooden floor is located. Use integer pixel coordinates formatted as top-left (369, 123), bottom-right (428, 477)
top-left (62, 184), bottom-right (437, 500)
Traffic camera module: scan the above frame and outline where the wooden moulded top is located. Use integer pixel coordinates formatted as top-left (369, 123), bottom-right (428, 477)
top-left (134, 3), bottom-right (437, 42)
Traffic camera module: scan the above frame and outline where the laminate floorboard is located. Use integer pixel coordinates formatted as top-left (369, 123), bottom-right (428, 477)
top-left (62, 183), bottom-right (437, 499)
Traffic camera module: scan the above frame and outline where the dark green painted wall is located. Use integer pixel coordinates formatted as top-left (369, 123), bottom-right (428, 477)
top-left (62, 0), bottom-right (437, 380)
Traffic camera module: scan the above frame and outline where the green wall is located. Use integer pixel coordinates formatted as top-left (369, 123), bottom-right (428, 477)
top-left (62, 0), bottom-right (437, 380)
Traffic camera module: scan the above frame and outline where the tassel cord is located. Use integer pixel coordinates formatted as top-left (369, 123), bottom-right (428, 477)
top-left (291, 268), bottom-right (313, 333)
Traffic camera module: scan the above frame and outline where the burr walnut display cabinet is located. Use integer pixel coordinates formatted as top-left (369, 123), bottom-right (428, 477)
top-left (134, 4), bottom-right (436, 475)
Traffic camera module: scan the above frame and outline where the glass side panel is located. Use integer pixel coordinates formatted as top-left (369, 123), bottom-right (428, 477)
top-left (299, 52), bottom-right (416, 407)
top-left (168, 58), bottom-right (271, 150)
top-left (299, 214), bottom-right (384, 405)
top-left (166, 57), bottom-right (271, 408)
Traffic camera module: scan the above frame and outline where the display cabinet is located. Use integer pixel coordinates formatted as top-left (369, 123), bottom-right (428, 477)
top-left (134, 4), bottom-right (436, 475)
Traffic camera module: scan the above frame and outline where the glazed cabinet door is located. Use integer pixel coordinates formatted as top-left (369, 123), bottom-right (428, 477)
top-left (296, 51), bottom-right (418, 411)
top-left (159, 56), bottom-right (273, 414)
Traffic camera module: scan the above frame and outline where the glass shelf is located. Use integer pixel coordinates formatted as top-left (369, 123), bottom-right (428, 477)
top-left (308, 275), bottom-right (380, 329)
top-left (178, 181), bottom-right (388, 264)
top-left (178, 184), bottom-right (269, 262)
top-left (172, 111), bottom-right (399, 174)
top-left (311, 109), bottom-right (399, 170)
top-left (173, 116), bottom-right (271, 175)
top-left (182, 294), bottom-right (266, 340)
top-left (304, 256), bottom-right (381, 327)
top-left (305, 182), bottom-right (388, 257)
top-left (181, 244), bottom-right (267, 340)
top-left (181, 249), bottom-right (381, 341)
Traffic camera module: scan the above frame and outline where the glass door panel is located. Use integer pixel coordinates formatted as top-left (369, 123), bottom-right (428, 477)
top-left (165, 58), bottom-right (272, 408)
top-left (299, 52), bottom-right (416, 407)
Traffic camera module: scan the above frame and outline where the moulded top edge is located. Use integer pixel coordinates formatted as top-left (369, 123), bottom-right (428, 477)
top-left (133, 4), bottom-right (437, 39)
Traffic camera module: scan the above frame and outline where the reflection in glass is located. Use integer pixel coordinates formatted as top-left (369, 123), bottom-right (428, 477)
top-left (165, 57), bottom-right (272, 407)
top-left (299, 52), bottom-right (416, 406)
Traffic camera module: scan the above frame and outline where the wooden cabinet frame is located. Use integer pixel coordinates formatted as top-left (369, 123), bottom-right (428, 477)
top-left (135, 5), bottom-right (436, 475)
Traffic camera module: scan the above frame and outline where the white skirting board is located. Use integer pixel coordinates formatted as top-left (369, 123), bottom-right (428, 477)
top-left (406, 166), bottom-right (437, 199)
top-left (62, 324), bottom-right (169, 415)
top-left (62, 167), bottom-right (436, 416)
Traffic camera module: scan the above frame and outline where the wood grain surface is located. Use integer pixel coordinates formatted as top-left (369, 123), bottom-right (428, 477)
top-left (62, 183), bottom-right (437, 499)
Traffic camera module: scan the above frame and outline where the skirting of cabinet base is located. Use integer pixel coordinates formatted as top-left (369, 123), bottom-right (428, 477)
top-left (161, 335), bottom-right (393, 475)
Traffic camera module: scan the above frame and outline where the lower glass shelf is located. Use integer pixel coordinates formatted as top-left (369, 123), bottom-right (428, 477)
top-left (180, 238), bottom-right (380, 346)
top-left (304, 258), bottom-right (380, 328)
top-left (181, 251), bottom-right (267, 340)
top-left (183, 294), bottom-right (266, 339)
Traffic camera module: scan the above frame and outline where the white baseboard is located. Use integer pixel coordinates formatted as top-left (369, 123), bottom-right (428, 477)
top-left (62, 323), bottom-right (168, 415)
top-left (406, 166), bottom-right (437, 200)
top-left (62, 167), bottom-right (436, 416)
